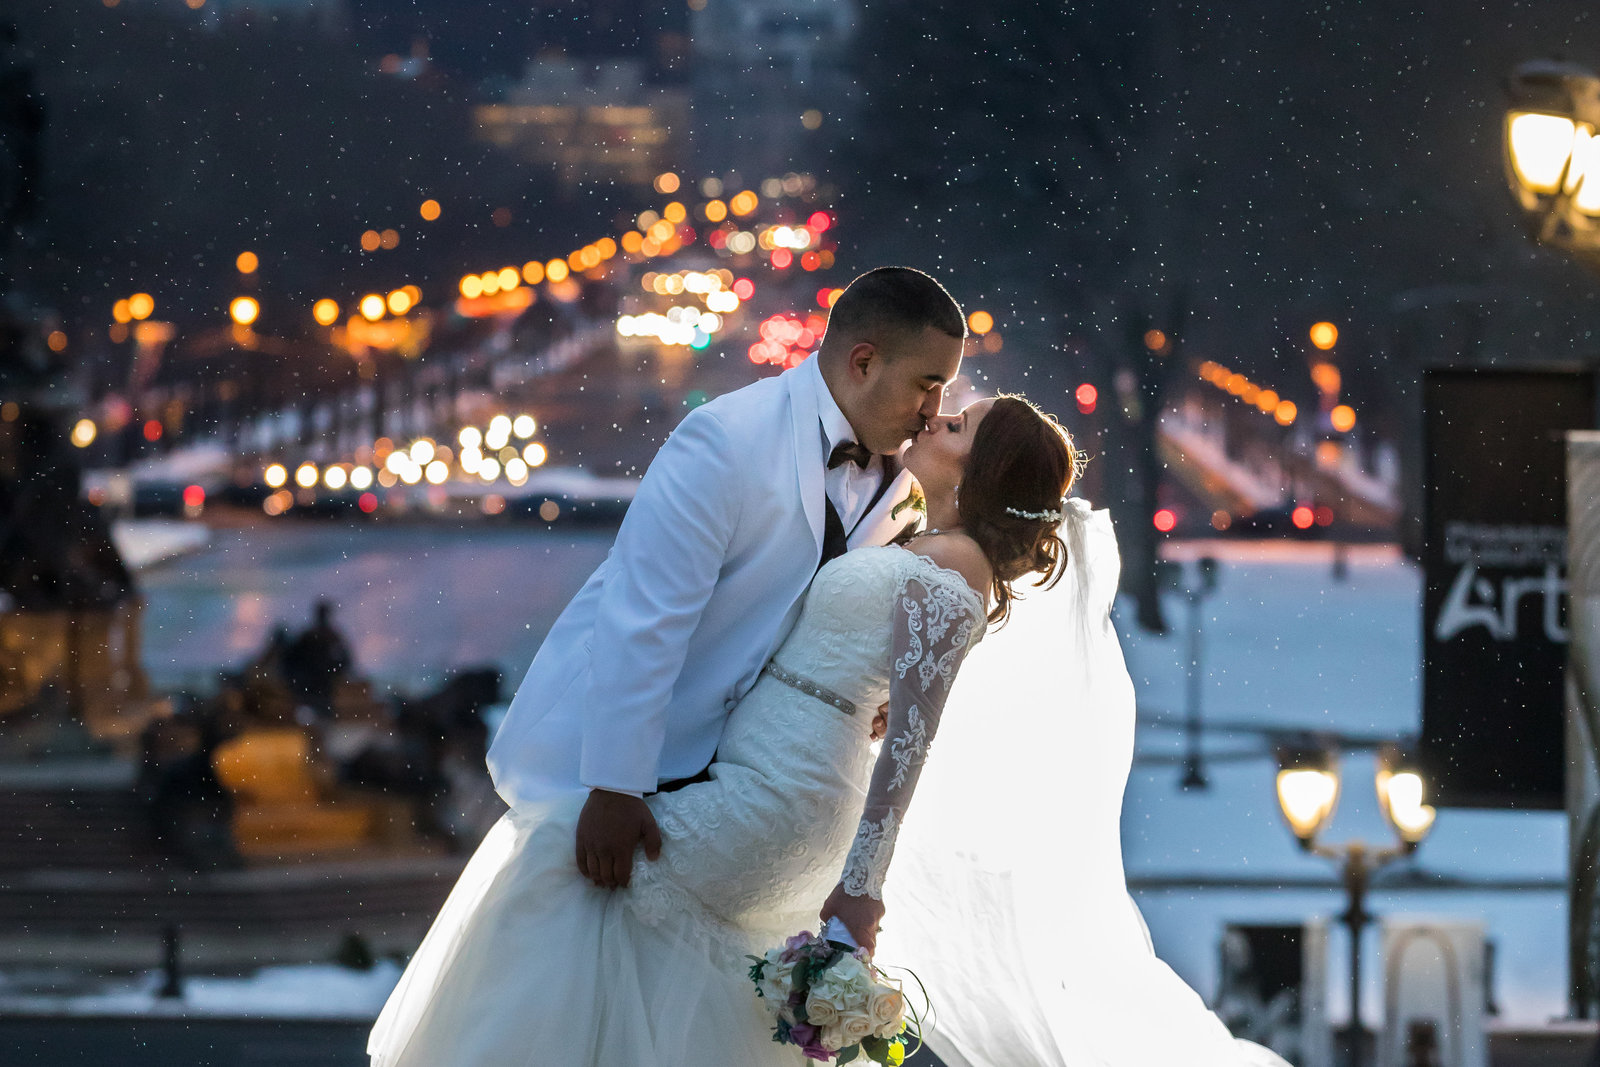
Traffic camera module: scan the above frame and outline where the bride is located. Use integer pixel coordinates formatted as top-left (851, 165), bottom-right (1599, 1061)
top-left (369, 394), bottom-right (1288, 1067)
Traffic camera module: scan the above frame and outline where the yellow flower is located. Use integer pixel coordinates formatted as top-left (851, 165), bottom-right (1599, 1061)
top-left (891, 484), bottom-right (926, 521)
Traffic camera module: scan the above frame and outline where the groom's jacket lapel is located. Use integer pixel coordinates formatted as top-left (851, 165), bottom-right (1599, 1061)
top-left (847, 453), bottom-right (901, 538)
top-left (849, 459), bottom-right (920, 549)
top-left (785, 359), bottom-right (827, 558)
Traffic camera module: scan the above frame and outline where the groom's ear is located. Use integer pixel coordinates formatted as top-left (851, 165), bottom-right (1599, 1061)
top-left (845, 341), bottom-right (877, 384)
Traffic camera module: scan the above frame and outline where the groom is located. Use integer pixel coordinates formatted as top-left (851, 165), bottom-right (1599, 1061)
top-left (486, 266), bottom-right (966, 889)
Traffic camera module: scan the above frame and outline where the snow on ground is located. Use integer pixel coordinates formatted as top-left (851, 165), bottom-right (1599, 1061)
top-left (0, 961), bottom-right (403, 1019)
top-left (1119, 540), bottom-right (1565, 1026)
top-left (110, 519), bottom-right (212, 571)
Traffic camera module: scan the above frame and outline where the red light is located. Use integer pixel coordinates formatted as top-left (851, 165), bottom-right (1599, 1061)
top-left (807, 211), bottom-right (832, 232)
top-left (770, 248), bottom-right (793, 270)
top-left (816, 288), bottom-right (834, 309)
top-left (800, 251), bottom-right (821, 271)
top-left (1075, 383), bottom-right (1098, 414)
top-left (732, 278), bottom-right (754, 300)
top-left (678, 225), bottom-right (696, 244)
top-left (1153, 509), bottom-right (1177, 533)
top-left (1314, 505), bottom-right (1335, 527)
top-left (359, 492), bottom-right (378, 513)
top-left (708, 229), bottom-right (727, 250)
top-left (1292, 506), bottom-right (1315, 529)
top-left (142, 419), bottom-right (162, 442)
top-left (182, 484), bottom-right (205, 508)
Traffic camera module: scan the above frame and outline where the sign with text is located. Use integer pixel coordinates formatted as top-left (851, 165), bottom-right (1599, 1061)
top-left (1421, 367), bottom-right (1595, 809)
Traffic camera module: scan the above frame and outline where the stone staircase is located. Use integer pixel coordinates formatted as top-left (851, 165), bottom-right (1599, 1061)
top-left (0, 760), bottom-right (465, 969)
top-left (0, 763), bottom-right (163, 874)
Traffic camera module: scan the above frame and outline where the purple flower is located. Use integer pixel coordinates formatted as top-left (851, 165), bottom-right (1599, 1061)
top-left (786, 931), bottom-right (815, 952)
top-left (789, 1023), bottom-right (817, 1046)
top-left (801, 1042), bottom-right (833, 1061)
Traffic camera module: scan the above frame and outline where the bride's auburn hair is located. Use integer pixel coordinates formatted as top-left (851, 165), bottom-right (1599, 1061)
top-left (958, 395), bottom-right (1083, 625)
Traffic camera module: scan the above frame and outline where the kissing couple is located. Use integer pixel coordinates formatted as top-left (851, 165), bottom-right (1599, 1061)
top-left (369, 267), bottom-right (1290, 1067)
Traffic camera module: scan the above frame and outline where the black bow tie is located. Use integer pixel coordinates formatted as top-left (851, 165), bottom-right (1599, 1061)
top-left (827, 441), bottom-right (874, 470)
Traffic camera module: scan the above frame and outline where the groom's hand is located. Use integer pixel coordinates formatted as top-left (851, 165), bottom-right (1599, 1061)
top-left (820, 882), bottom-right (886, 955)
top-left (576, 789), bottom-right (663, 890)
top-left (870, 701), bottom-right (889, 742)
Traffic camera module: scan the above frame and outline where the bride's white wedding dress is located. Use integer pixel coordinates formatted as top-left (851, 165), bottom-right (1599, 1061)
top-left (369, 545), bottom-right (981, 1067)
top-left (369, 506), bottom-right (1290, 1067)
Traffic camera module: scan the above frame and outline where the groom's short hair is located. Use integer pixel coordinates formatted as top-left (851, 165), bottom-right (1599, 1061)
top-left (820, 267), bottom-right (966, 359)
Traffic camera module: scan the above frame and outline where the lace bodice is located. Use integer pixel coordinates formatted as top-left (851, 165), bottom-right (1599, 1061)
top-left (776, 546), bottom-right (988, 901)
top-left (771, 547), bottom-right (981, 714)
top-left (626, 545), bottom-right (986, 949)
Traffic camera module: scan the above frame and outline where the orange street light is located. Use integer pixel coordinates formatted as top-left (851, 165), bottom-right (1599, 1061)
top-left (313, 299), bottom-right (340, 326)
top-left (229, 296), bottom-right (260, 326)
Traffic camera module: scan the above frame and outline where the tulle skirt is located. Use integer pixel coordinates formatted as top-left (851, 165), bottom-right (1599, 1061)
top-left (368, 675), bottom-right (878, 1067)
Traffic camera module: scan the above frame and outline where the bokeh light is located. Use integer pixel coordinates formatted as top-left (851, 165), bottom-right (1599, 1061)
top-left (229, 296), bottom-right (260, 326)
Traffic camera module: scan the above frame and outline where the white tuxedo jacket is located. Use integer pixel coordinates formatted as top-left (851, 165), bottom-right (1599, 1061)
top-left (487, 357), bottom-right (922, 810)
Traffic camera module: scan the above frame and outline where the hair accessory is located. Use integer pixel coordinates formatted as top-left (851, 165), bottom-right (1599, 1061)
top-left (1004, 501), bottom-right (1065, 522)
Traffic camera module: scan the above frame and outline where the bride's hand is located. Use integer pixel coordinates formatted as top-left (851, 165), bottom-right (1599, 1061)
top-left (820, 882), bottom-right (886, 954)
top-left (870, 701), bottom-right (889, 742)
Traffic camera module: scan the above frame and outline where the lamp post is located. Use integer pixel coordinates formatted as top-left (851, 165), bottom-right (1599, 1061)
top-left (1503, 60), bottom-right (1600, 267)
top-left (1504, 60), bottom-right (1600, 1024)
top-left (1274, 745), bottom-right (1437, 1067)
top-left (1159, 556), bottom-right (1219, 789)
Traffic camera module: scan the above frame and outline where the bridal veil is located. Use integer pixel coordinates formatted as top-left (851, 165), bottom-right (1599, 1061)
top-left (876, 499), bottom-right (1290, 1067)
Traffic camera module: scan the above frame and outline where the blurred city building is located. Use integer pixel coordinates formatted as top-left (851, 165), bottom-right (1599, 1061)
top-left (475, 58), bottom-right (689, 190)
top-left (689, 0), bottom-right (855, 180)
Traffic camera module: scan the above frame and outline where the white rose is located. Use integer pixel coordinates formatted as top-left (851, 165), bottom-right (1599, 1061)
top-left (867, 984), bottom-right (905, 1033)
top-left (805, 993), bottom-right (841, 1027)
top-left (821, 1024), bottom-right (848, 1052)
top-left (839, 1008), bottom-right (876, 1044)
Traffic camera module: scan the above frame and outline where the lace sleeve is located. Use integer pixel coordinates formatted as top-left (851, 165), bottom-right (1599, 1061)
top-left (839, 563), bottom-right (983, 899)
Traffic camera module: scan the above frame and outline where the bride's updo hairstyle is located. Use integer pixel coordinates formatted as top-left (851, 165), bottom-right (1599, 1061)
top-left (957, 395), bottom-right (1082, 624)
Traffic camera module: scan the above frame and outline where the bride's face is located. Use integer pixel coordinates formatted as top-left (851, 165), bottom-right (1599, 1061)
top-left (905, 398), bottom-right (994, 489)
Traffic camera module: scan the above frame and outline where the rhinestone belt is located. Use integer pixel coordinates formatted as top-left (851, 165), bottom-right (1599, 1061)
top-left (762, 661), bottom-right (858, 716)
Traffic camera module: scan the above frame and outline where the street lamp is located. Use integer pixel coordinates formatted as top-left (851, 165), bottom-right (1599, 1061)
top-left (1160, 556), bottom-right (1219, 788)
top-left (1504, 60), bottom-right (1600, 266)
top-left (1274, 744), bottom-right (1436, 1067)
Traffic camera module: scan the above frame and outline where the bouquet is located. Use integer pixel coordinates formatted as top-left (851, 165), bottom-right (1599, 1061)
top-left (747, 929), bottom-right (918, 1065)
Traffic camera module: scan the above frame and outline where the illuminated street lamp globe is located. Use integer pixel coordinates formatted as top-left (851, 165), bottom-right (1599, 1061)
top-left (1504, 60), bottom-right (1600, 264)
top-left (1273, 744), bottom-right (1436, 1067)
